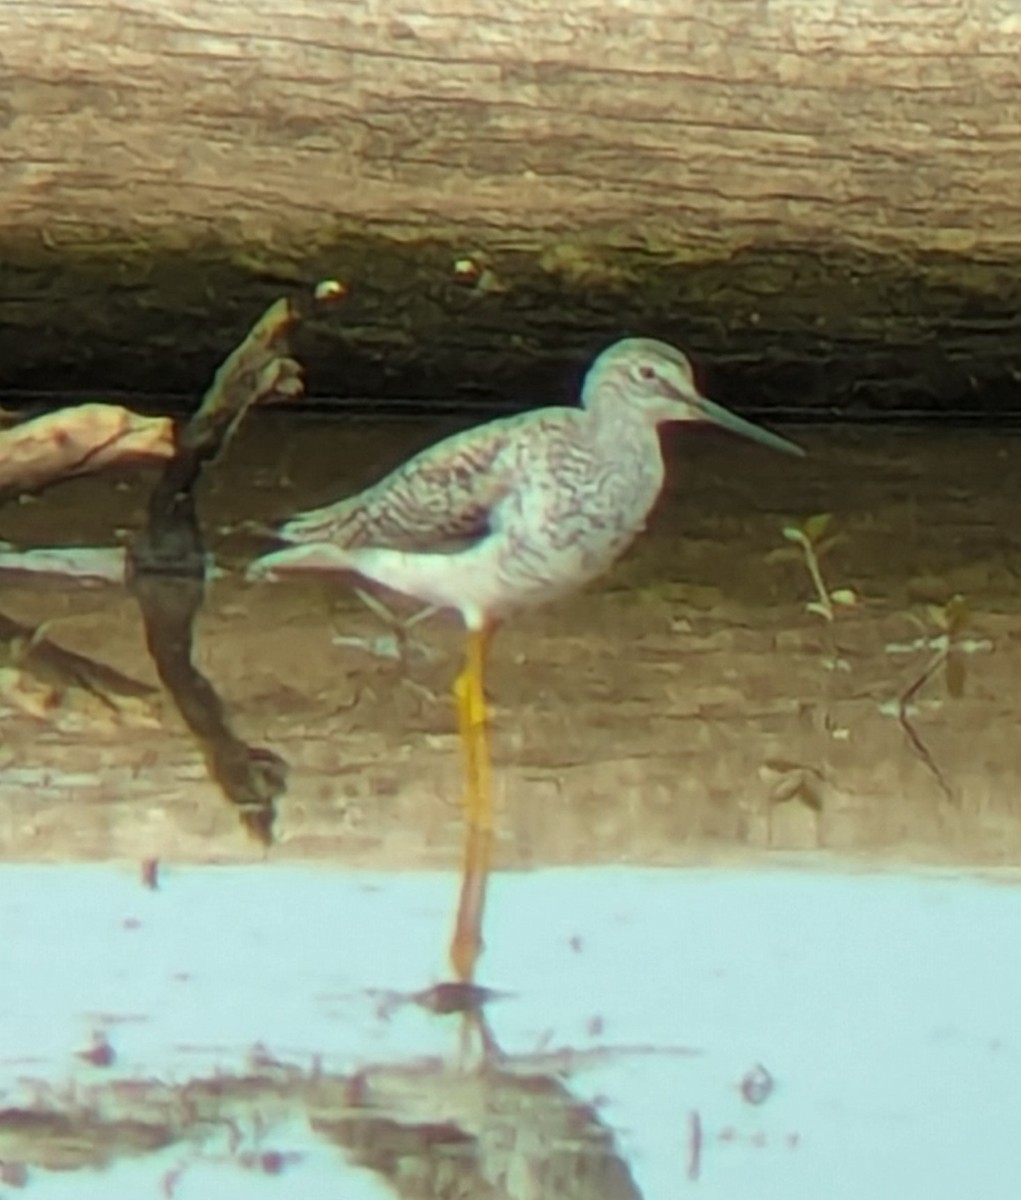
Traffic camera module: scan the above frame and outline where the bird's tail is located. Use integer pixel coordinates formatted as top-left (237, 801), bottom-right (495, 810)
top-left (277, 499), bottom-right (363, 546)
top-left (246, 542), bottom-right (356, 581)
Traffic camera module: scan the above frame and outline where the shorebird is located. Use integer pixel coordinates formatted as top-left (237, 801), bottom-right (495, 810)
top-left (248, 338), bottom-right (803, 978)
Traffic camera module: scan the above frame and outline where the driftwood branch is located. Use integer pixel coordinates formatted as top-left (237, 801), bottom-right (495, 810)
top-left (129, 281), bottom-right (344, 578)
top-left (0, 282), bottom-right (344, 842)
top-left (127, 280), bottom-right (345, 842)
top-left (0, 405), bottom-right (173, 497)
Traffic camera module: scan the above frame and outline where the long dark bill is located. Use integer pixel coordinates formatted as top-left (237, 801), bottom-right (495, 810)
top-left (695, 396), bottom-right (805, 457)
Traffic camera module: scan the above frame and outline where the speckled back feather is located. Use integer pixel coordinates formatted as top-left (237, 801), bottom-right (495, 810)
top-left (278, 408), bottom-right (581, 554)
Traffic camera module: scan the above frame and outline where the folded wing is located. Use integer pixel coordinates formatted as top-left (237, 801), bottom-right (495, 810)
top-left (277, 411), bottom-right (547, 553)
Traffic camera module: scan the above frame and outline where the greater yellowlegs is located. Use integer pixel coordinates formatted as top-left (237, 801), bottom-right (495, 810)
top-left (249, 338), bottom-right (803, 977)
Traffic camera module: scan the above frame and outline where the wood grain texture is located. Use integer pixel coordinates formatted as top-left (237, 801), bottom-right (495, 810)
top-left (3, 0), bottom-right (1019, 251)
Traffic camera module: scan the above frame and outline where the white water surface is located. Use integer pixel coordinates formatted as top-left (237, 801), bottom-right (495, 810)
top-left (2, 863), bottom-right (1021, 1198)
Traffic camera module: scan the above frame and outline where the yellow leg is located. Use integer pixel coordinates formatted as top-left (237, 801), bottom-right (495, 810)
top-left (453, 627), bottom-right (492, 832)
top-left (450, 625), bottom-right (494, 981)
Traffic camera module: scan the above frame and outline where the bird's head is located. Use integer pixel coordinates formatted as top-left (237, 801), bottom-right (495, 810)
top-left (581, 337), bottom-right (804, 457)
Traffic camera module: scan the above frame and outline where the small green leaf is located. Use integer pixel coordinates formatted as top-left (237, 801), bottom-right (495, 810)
top-left (782, 526), bottom-right (805, 544)
top-left (829, 588), bottom-right (858, 607)
top-left (926, 603), bottom-right (949, 631)
top-left (803, 513), bottom-right (833, 544)
top-left (805, 600), bottom-right (834, 621)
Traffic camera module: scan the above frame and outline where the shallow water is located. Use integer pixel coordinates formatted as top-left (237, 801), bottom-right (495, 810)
top-left (3, 864), bottom-right (1021, 1197)
top-left (1, 415), bottom-right (1020, 1196)
top-left (0, 416), bottom-right (1017, 865)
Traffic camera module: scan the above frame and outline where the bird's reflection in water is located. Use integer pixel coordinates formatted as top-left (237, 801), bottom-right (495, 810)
top-left (0, 1010), bottom-right (644, 1199)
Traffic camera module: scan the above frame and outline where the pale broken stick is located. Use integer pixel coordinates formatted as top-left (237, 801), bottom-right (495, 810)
top-left (0, 403), bottom-right (174, 496)
top-left (0, 402), bottom-right (173, 581)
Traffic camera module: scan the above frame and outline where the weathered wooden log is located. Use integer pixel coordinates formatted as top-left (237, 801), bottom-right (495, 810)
top-left (2, 0), bottom-right (1021, 413)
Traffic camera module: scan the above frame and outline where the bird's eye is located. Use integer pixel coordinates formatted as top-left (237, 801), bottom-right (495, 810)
top-left (637, 364), bottom-right (657, 381)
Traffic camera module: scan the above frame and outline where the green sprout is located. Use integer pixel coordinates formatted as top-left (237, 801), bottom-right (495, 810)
top-left (779, 513), bottom-right (857, 622)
